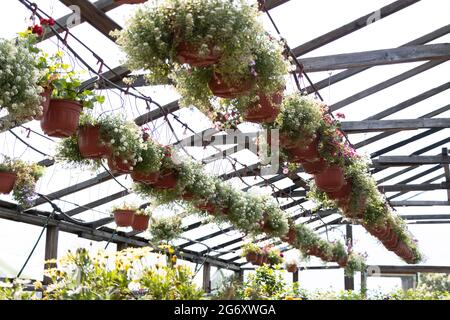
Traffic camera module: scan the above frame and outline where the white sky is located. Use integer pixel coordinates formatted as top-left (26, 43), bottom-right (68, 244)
top-left (1, 0), bottom-right (450, 294)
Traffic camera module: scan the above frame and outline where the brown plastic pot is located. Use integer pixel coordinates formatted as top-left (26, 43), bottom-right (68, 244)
top-left (34, 87), bottom-right (52, 120)
top-left (301, 158), bottom-right (329, 175)
top-left (208, 72), bottom-right (255, 98)
top-left (151, 170), bottom-right (178, 190)
top-left (107, 156), bottom-right (133, 174)
top-left (176, 41), bottom-right (221, 67)
top-left (314, 165), bottom-right (345, 192)
top-left (281, 227), bottom-right (297, 244)
top-left (0, 171), bottom-right (17, 194)
top-left (181, 191), bottom-right (196, 201)
top-left (78, 126), bottom-right (111, 159)
top-left (382, 231), bottom-right (400, 250)
top-left (131, 171), bottom-right (160, 185)
top-left (131, 214), bottom-right (150, 232)
top-left (246, 252), bottom-right (258, 264)
top-left (113, 209), bottom-right (135, 227)
top-left (327, 181), bottom-right (352, 201)
top-left (337, 256), bottom-right (348, 268)
top-left (41, 99), bottom-right (82, 138)
top-left (195, 201), bottom-right (216, 214)
top-left (285, 136), bottom-right (320, 163)
top-left (287, 265), bottom-right (298, 273)
top-left (243, 91), bottom-right (283, 124)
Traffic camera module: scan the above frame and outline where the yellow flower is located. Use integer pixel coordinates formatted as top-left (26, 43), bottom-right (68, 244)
top-left (244, 288), bottom-right (253, 295)
top-left (171, 255), bottom-right (177, 264)
top-left (285, 296), bottom-right (294, 300)
top-left (33, 281), bottom-right (43, 290)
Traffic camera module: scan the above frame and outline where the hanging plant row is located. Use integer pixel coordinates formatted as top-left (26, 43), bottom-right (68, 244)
top-left (241, 243), bottom-right (284, 267)
top-left (55, 117), bottom-right (365, 273)
top-left (263, 93), bottom-right (422, 264)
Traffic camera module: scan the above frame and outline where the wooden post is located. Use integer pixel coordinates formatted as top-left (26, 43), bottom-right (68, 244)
top-left (203, 262), bottom-right (211, 293)
top-left (293, 270), bottom-right (299, 283)
top-left (361, 271), bottom-right (368, 297)
top-left (344, 224), bottom-right (355, 290)
top-left (236, 270), bottom-right (244, 283)
top-left (117, 242), bottom-right (128, 251)
top-left (43, 225), bottom-right (59, 284)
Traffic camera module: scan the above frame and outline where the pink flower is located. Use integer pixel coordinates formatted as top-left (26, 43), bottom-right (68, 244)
top-left (336, 112), bottom-right (346, 119)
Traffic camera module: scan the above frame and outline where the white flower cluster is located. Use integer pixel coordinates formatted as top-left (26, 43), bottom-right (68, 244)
top-left (0, 38), bottom-right (44, 124)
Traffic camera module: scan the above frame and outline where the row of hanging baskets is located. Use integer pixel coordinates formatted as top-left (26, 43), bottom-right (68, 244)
top-left (112, 205), bottom-right (151, 232)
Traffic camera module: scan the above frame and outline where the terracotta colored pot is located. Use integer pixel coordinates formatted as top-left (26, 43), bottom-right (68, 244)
top-left (327, 182), bottom-right (352, 201)
top-left (243, 91), bottom-right (283, 124)
top-left (77, 126), bottom-right (111, 159)
top-left (246, 252), bottom-right (258, 264)
top-left (281, 227), bottom-right (297, 244)
top-left (0, 171), bottom-right (17, 194)
top-left (131, 214), bottom-right (150, 232)
top-left (254, 254), bottom-right (265, 266)
top-left (131, 171), bottom-right (160, 184)
top-left (113, 209), bottom-right (135, 227)
top-left (307, 246), bottom-right (320, 257)
top-left (369, 224), bottom-right (392, 241)
top-left (41, 99), bottom-right (82, 138)
top-left (395, 241), bottom-right (414, 262)
top-left (301, 158), bottom-right (329, 175)
top-left (382, 231), bottom-right (399, 250)
top-left (107, 156), bottom-right (133, 174)
top-left (287, 265), bottom-right (298, 273)
top-left (34, 87), bottom-right (52, 120)
top-left (208, 72), bottom-right (255, 98)
top-left (337, 256), bottom-right (348, 268)
top-left (176, 41), bottom-right (221, 67)
top-left (181, 191), bottom-right (196, 201)
top-left (314, 165), bottom-right (345, 192)
top-left (285, 136), bottom-right (320, 163)
top-left (151, 170), bottom-right (178, 190)
top-left (195, 201), bottom-right (216, 214)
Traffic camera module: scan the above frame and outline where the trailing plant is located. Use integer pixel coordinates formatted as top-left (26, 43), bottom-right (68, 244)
top-left (55, 134), bottom-right (101, 169)
top-left (266, 247), bottom-right (284, 266)
top-left (0, 159), bottom-right (44, 207)
top-left (344, 253), bottom-right (367, 277)
top-left (0, 35), bottom-right (44, 124)
top-left (149, 214), bottom-right (183, 243)
top-left (134, 137), bottom-right (164, 174)
top-left (241, 243), bottom-right (263, 257)
top-left (112, 0), bottom-right (265, 85)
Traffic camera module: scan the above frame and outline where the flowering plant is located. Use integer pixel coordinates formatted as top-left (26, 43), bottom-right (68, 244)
top-left (266, 247), bottom-right (284, 266)
top-left (0, 158), bottom-right (44, 207)
top-left (55, 134), bottom-right (101, 169)
top-left (149, 214), bottom-right (183, 242)
top-left (241, 243), bottom-right (263, 256)
top-left (135, 206), bottom-right (152, 216)
top-left (133, 135), bottom-right (164, 174)
top-left (112, 0), bottom-right (264, 85)
top-left (111, 203), bottom-right (139, 212)
top-left (0, 36), bottom-right (44, 124)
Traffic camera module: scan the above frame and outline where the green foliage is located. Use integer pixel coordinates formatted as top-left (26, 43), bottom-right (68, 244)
top-left (241, 243), bottom-right (263, 256)
top-left (134, 138), bottom-right (164, 174)
top-left (0, 158), bottom-right (44, 207)
top-left (418, 273), bottom-right (450, 292)
top-left (266, 248), bottom-right (284, 266)
top-left (240, 265), bottom-right (287, 300)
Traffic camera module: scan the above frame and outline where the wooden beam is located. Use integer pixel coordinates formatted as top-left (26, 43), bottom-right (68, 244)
top-left (342, 118), bottom-right (450, 133)
top-left (379, 182), bottom-right (450, 192)
top-left (292, 0), bottom-right (420, 56)
top-left (374, 155), bottom-right (450, 166)
top-left (299, 44), bottom-right (450, 72)
top-left (59, 0), bottom-right (122, 41)
top-left (263, 0), bottom-right (290, 10)
top-left (330, 60), bottom-right (446, 111)
top-left (367, 82), bottom-right (450, 120)
top-left (305, 24), bottom-right (450, 93)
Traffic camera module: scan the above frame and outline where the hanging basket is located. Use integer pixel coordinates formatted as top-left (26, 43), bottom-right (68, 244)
top-left (107, 156), bottom-right (133, 174)
top-left (301, 158), bottom-right (328, 175)
top-left (281, 227), bottom-right (297, 244)
top-left (181, 191), bottom-right (196, 201)
top-left (113, 209), bottom-right (135, 227)
top-left (41, 99), bottom-right (82, 138)
top-left (285, 136), bottom-right (320, 163)
top-left (368, 224), bottom-right (392, 241)
top-left (287, 265), bottom-right (298, 273)
top-left (208, 72), bottom-right (255, 98)
top-left (395, 241), bottom-right (414, 262)
top-left (0, 171), bottom-right (17, 194)
top-left (176, 41), bottom-right (221, 67)
top-left (195, 201), bottom-right (216, 214)
top-left (337, 256), bottom-right (348, 268)
top-left (243, 91), bottom-right (283, 124)
top-left (327, 181), bottom-right (352, 201)
top-left (382, 231), bottom-right (400, 250)
top-left (246, 252), bottom-right (258, 264)
top-left (131, 215), bottom-right (150, 232)
top-left (131, 171), bottom-right (160, 185)
top-left (151, 170), bottom-right (178, 190)
top-left (78, 126), bottom-right (111, 159)
top-left (34, 87), bottom-right (52, 120)
top-left (314, 165), bottom-right (345, 192)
